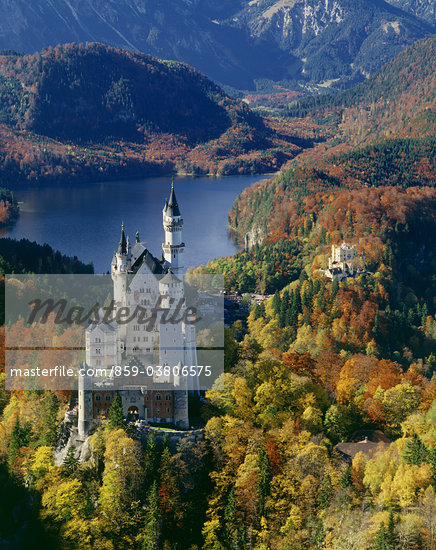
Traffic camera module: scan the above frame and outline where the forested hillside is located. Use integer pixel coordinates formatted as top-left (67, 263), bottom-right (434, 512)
top-left (229, 36), bottom-right (435, 245)
top-left (1, 182), bottom-right (435, 549)
top-left (169, 35), bottom-right (436, 550)
top-left (0, 187), bottom-right (18, 227)
top-left (285, 36), bottom-right (436, 143)
top-left (0, 43), bottom-right (304, 182)
top-left (0, 238), bottom-right (94, 275)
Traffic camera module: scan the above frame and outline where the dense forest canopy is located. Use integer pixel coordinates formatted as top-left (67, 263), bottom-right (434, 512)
top-left (230, 36), bottom-right (436, 245)
top-left (0, 42), bottom-right (309, 182)
top-left (0, 28), bottom-right (435, 550)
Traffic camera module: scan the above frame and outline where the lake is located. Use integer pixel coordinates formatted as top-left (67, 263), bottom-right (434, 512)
top-left (1, 175), bottom-right (268, 273)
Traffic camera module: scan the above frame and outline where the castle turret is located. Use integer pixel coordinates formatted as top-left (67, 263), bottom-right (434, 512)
top-left (111, 223), bottom-right (129, 307)
top-left (162, 181), bottom-right (185, 274)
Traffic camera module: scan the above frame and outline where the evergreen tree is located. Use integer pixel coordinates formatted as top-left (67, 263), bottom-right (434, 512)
top-left (39, 391), bottom-right (60, 447)
top-left (257, 448), bottom-right (271, 516)
top-left (331, 278), bottom-right (339, 299)
top-left (288, 289), bottom-right (300, 328)
top-left (386, 509), bottom-right (397, 548)
top-left (383, 241), bottom-right (394, 269)
top-left (144, 432), bottom-right (159, 487)
top-left (319, 226), bottom-right (327, 245)
top-left (162, 433), bottom-right (170, 453)
top-left (317, 474), bottom-right (333, 510)
top-left (272, 291), bottom-right (281, 315)
top-left (373, 310), bottom-right (381, 340)
top-left (143, 481), bottom-right (161, 550)
top-left (254, 302), bottom-right (266, 320)
top-left (340, 465), bottom-right (353, 489)
top-left (428, 446), bottom-right (436, 490)
top-left (403, 433), bottom-right (427, 466)
top-left (224, 486), bottom-right (239, 549)
top-left (373, 522), bottom-right (388, 550)
top-left (310, 517), bottom-right (325, 549)
top-left (279, 290), bottom-right (289, 328)
top-left (158, 445), bottom-right (181, 542)
top-left (8, 417), bottom-right (31, 465)
top-left (107, 393), bottom-right (125, 430)
top-left (62, 444), bottom-right (79, 475)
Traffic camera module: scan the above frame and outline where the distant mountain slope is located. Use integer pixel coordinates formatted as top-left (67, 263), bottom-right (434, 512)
top-left (0, 43), bottom-right (302, 181)
top-left (385, 0), bottom-right (435, 23)
top-left (286, 36), bottom-right (436, 144)
top-left (0, 0), bottom-right (433, 89)
top-left (0, 42), bottom-right (239, 142)
top-left (228, 37), bottom-right (436, 244)
top-left (230, 0), bottom-right (435, 85)
top-left (0, 0), bottom-right (287, 89)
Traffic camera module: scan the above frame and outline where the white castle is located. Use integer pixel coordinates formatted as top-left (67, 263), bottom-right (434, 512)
top-left (78, 182), bottom-right (197, 436)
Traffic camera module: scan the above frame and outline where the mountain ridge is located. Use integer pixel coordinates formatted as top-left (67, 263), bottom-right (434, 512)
top-left (0, 0), bottom-right (433, 90)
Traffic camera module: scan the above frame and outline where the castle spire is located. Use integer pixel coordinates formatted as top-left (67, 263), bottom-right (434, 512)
top-left (164, 178), bottom-right (181, 217)
top-left (118, 222), bottom-right (127, 254)
top-left (162, 179), bottom-right (184, 274)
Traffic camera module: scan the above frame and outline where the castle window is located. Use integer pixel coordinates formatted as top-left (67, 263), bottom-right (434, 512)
top-left (95, 348), bottom-right (101, 354)
top-left (96, 408), bottom-right (101, 414)
top-left (166, 408), bottom-right (171, 413)
top-left (165, 394), bottom-right (171, 401)
top-left (156, 408), bottom-right (161, 413)
top-left (155, 394), bottom-right (161, 401)
top-left (96, 359), bottom-right (101, 366)
top-left (95, 395), bottom-right (101, 401)
top-left (106, 395), bottom-right (111, 401)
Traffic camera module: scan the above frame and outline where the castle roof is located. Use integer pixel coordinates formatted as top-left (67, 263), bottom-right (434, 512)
top-left (118, 223), bottom-right (127, 254)
top-left (130, 245), bottom-right (165, 275)
top-left (87, 315), bottom-right (117, 333)
top-left (164, 180), bottom-right (181, 217)
top-left (327, 267), bottom-right (343, 275)
top-left (160, 270), bottom-right (181, 285)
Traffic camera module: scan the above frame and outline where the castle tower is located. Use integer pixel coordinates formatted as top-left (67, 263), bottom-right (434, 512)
top-left (78, 365), bottom-right (93, 437)
top-left (158, 271), bottom-right (189, 429)
top-left (162, 181), bottom-right (185, 274)
top-left (111, 223), bottom-right (129, 307)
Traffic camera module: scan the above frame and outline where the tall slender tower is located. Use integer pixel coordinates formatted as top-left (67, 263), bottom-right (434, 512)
top-left (78, 366), bottom-right (93, 437)
top-left (162, 181), bottom-right (185, 274)
top-left (158, 271), bottom-right (189, 429)
top-left (111, 223), bottom-right (129, 307)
